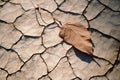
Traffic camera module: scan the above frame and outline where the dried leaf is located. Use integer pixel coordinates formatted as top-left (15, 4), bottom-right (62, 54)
top-left (59, 21), bottom-right (93, 55)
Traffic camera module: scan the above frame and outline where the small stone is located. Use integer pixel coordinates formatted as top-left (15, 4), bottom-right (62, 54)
top-left (59, 0), bottom-right (88, 14)
top-left (43, 23), bottom-right (62, 48)
top-left (0, 2), bottom-right (24, 23)
top-left (12, 36), bottom-right (45, 62)
top-left (14, 9), bottom-right (44, 36)
top-left (49, 57), bottom-right (75, 80)
top-left (0, 48), bottom-right (23, 74)
top-left (0, 23), bottom-right (22, 49)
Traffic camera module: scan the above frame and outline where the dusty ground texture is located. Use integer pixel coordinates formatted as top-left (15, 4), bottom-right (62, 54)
top-left (0, 0), bottom-right (120, 80)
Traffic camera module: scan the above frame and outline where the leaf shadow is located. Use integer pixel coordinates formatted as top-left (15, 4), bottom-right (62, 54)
top-left (73, 47), bottom-right (101, 67)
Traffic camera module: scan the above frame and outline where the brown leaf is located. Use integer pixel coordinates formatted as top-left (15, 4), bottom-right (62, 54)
top-left (59, 21), bottom-right (93, 55)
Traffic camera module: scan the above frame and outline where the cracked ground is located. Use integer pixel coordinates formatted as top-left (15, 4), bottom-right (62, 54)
top-left (0, 0), bottom-right (120, 80)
